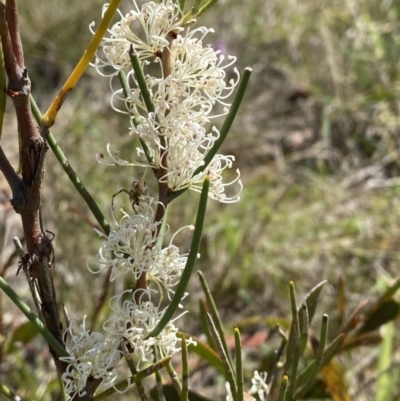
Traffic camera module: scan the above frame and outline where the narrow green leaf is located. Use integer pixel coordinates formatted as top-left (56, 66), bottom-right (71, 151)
top-left (148, 177), bottom-right (209, 338)
top-left (0, 277), bottom-right (68, 358)
top-left (295, 315), bottom-right (329, 398)
top-left (296, 333), bottom-right (345, 387)
top-left (302, 281), bottom-right (326, 324)
top-left (285, 281), bottom-right (301, 400)
top-left (197, 0), bottom-right (218, 17)
top-left (206, 313), bottom-right (237, 399)
top-left (286, 281), bottom-right (299, 370)
top-left (189, 0), bottom-right (202, 16)
top-left (117, 70), bottom-right (151, 162)
top-left (129, 46), bottom-right (155, 113)
top-left (298, 303), bottom-right (309, 357)
top-left (316, 315), bottom-right (329, 365)
top-left (234, 327), bottom-right (244, 401)
top-left (198, 271), bottom-right (234, 371)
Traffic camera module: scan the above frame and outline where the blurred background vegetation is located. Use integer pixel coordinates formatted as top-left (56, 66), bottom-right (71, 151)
top-left (2, 0), bottom-right (400, 400)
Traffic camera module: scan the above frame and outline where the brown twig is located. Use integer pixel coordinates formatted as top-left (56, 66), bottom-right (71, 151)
top-left (0, 1), bottom-right (67, 377)
top-left (0, 4), bottom-right (19, 85)
top-left (0, 145), bottom-right (23, 201)
top-left (5, 0), bottom-right (24, 67)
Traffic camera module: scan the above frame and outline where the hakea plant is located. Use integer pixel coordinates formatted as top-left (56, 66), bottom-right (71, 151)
top-left (55, 0), bottom-right (246, 398)
top-left (2, 1), bottom-right (400, 401)
top-left (0, 0), bottom-right (254, 400)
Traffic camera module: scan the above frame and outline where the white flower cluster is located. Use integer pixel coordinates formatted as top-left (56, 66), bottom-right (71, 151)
top-left (61, 195), bottom-right (190, 399)
top-left (92, 0), bottom-right (242, 202)
top-left (249, 370), bottom-right (269, 401)
top-left (60, 318), bottom-right (121, 400)
top-left (61, 0), bottom-right (242, 398)
top-left (93, 195), bottom-right (190, 295)
top-left (225, 371), bottom-right (268, 401)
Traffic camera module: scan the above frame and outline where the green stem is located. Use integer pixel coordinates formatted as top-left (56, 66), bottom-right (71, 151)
top-left (30, 95), bottom-right (110, 235)
top-left (121, 343), bottom-right (147, 401)
top-left (147, 177), bottom-right (209, 338)
top-left (0, 276), bottom-right (68, 358)
top-left (166, 358), bottom-right (182, 394)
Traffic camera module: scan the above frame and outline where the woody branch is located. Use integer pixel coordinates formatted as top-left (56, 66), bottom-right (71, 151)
top-left (0, 0), bottom-right (66, 376)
